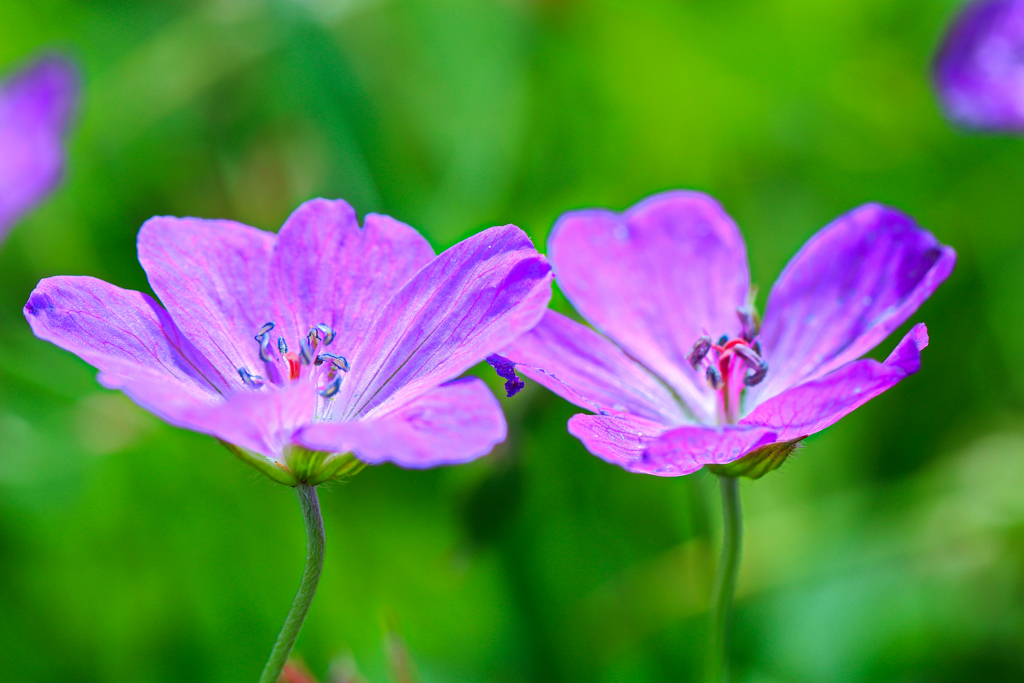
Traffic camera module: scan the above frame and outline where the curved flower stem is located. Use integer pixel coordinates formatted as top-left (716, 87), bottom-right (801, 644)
top-left (708, 475), bottom-right (743, 683)
top-left (259, 483), bottom-right (325, 683)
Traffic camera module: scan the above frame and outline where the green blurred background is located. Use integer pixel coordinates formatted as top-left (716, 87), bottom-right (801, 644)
top-left (2, 0), bottom-right (1023, 680)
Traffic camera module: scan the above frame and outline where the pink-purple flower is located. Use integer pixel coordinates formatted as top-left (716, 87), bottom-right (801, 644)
top-left (25, 199), bottom-right (552, 484)
top-left (493, 191), bottom-right (955, 476)
top-left (0, 54), bottom-right (78, 240)
top-left (933, 0), bottom-right (1024, 132)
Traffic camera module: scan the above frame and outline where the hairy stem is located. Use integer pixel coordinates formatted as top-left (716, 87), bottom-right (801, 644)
top-left (259, 483), bottom-right (325, 683)
top-left (708, 475), bottom-right (743, 683)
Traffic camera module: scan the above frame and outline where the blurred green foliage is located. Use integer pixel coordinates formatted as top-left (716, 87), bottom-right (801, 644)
top-left (2, 0), bottom-right (1024, 681)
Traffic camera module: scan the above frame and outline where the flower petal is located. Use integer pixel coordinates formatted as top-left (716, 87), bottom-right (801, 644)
top-left (295, 377), bottom-right (506, 468)
top-left (933, 0), bottom-right (1024, 132)
top-left (0, 54), bottom-right (78, 237)
top-left (742, 323), bottom-right (928, 442)
top-left (567, 413), bottom-right (669, 474)
top-left (138, 215), bottom-right (275, 386)
top-left (548, 190), bottom-right (750, 423)
top-left (23, 276), bottom-right (226, 423)
top-left (177, 381), bottom-right (317, 462)
top-left (268, 199), bottom-right (436, 352)
top-left (336, 224), bottom-right (552, 419)
top-left (570, 414), bottom-right (774, 477)
top-left (642, 423), bottom-right (779, 476)
top-left (753, 205), bottom-right (955, 404)
top-left (499, 309), bottom-right (689, 425)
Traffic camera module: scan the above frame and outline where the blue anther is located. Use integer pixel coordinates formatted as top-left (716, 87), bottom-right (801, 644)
top-left (238, 367), bottom-right (264, 388)
top-left (278, 337), bottom-right (288, 354)
top-left (255, 322), bottom-right (275, 339)
top-left (706, 365), bottom-right (723, 390)
top-left (318, 375), bottom-right (342, 398)
top-left (299, 337), bottom-right (314, 365)
top-left (744, 360), bottom-right (768, 387)
top-left (733, 344), bottom-right (769, 387)
top-left (256, 333), bottom-right (274, 363)
top-left (318, 352), bottom-right (351, 372)
top-left (717, 335), bottom-right (729, 346)
top-left (687, 335), bottom-right (713, 369)
top-left (736, 306), bottom-right (757, 342)
top-left (315, 323), bottom-right (336, 346)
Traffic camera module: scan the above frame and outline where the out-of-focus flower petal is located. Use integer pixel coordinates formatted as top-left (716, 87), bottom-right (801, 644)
top-left (933, 0), bottom-right (1024, 131)
top-left (178, 380), bottom-right (317, 462)
top-left (567, 412), bottom-right (668, 474)
top-left (0, 54), bottom-right (78, 237)
top-left (23, 276), bottom-right (227, 422)
top-left (138, 216), bottom-right (274, 384)
top-left (754, 204), bottom-right (955, 403)
top-left (295, 377), bottom-right (506, 468)
top-left (500, 309), bottom-right (689, 425)
top-left (269, 199), bottom-right (436, 350)
top-left (742, 324), bottom-right (928, 442)
top-left (337, 225), bottom-right (552, 419)
top-left (548, 190), bottom-right (750, 423)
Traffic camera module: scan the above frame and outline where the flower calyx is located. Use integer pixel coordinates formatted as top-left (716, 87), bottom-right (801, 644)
top-left (221, 440), bottom-right (365, 486)
top-left (706, 436), bottom-right (805, 479)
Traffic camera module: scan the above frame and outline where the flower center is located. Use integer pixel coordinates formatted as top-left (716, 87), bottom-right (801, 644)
top-left (686, 305), bottom-right (768, 424)
top-left (236, 321), bottom-right (350, 398)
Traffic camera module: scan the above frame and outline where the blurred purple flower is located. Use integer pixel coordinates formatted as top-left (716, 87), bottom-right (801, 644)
top-left (934, 0), bottom-right (1024, 131)
top-left (496, 191), bottom-right (955, 476)
top-left (0, 54), bottom-right (78, 240)
top-left (24, 199), bottom-right (552, 483)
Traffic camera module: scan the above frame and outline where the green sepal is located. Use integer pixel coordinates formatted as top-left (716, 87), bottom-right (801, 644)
top-left (220, 441), bottom-right (366, 486)
top-left (707, 436), bottom-right (805, 479)
top-left (283, 445), bottom-right (366, 486)
top-left (220, 440), bottom-right (299, 486)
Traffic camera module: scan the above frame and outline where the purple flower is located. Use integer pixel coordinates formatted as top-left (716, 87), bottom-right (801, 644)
top-left (933, 0), bottom-right (1024, 132)
top-left (24, 199), bottom-right (552, 484)
top-left (0, 54), bottom-right (79, 240)
top-left (496, 191), bottom-right (955, 477)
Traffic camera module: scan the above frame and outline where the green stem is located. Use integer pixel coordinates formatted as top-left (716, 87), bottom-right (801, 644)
top-left (258, 484), bottom-right (325, 683)
top-left (708, 475), bottom-right (743, 683)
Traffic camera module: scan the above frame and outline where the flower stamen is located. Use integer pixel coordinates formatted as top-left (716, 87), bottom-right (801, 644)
top-left (238, 367), bottom-right (264, 387)
top-left (299, 337), bottom-right (314, 366)
top-left (316, 352), bottom-right (351, 372)
top-left (314, 323), bottom-right (336, 346)
top-left (255, 322), bottom-right (276, 362)
top-left (687, 335), bottom-right (713, 368)
top-left (318, 375), bottom-right (342, 398)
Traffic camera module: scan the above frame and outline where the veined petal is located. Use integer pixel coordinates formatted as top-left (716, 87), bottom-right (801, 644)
top-left (567, 412), bottom-right (668, 474)
top-left (269, 199), bottom-right (435, 350)
top-left (642, 423), bottom-right (779, 476)
top-left (549, 191), bottom-right (750, 423)
top-left (0, 54), bottom-right (78, 237)
top-left (753, 205), bottom-right (955, 404)
top-left (500, 309), bottom-right (688, 425)
top-left (742, 324), bottom-right (928, 442)
top-left (23, 276), bottom-right (227, 423)
top-left (336, 225), bottom-right (552, 419)
top-left (295, 378), bottom-right (506, 468)
top-left (138, 216), bottom-right (274, 387)
top-left (933, 0), bottom-right (1024, 132)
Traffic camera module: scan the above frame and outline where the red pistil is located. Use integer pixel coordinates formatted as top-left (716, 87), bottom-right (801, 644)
top-left (284, 352), bottom-right (302, 380)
